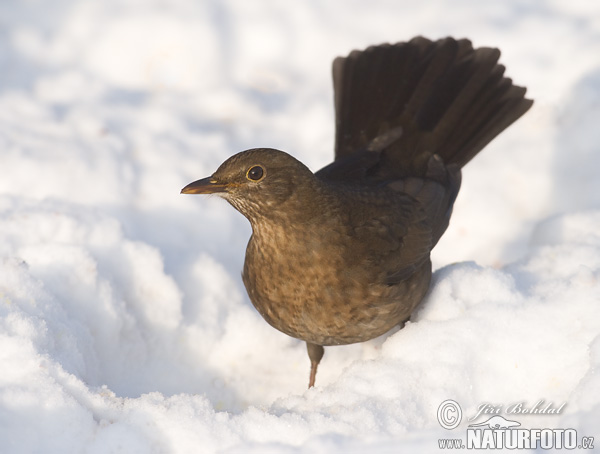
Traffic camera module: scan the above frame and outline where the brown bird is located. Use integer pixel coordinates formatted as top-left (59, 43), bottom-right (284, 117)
top-left (182, 37), bottom-right (532, 388)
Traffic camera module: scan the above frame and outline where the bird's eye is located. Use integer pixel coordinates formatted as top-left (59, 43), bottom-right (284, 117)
top-left (246, 165), bottom-right (265, 181)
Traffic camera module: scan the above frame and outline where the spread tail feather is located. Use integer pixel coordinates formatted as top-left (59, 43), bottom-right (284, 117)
top-left (332, 37), bottom-right (533, 175)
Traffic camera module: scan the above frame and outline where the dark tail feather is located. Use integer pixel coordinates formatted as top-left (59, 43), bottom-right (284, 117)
top-left (332, 37), bottom-right (533, 175)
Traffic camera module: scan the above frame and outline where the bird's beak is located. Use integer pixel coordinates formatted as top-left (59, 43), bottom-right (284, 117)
top-left (181, 177), bottom-right (228, 194)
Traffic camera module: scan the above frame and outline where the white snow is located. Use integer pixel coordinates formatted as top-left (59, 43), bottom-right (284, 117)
top-left (1, 0), bottom-right (600, 452)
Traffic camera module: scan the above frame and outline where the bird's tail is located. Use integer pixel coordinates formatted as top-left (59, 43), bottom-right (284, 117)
top-left (332, 37), bottom-right (533, 177)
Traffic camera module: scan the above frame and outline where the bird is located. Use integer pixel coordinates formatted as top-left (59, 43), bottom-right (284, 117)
top-left (181, 36), bottom-right (533, 388)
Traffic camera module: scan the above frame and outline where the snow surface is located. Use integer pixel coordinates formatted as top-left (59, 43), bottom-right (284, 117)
top-left (1, 0), bottom-right (600, 452)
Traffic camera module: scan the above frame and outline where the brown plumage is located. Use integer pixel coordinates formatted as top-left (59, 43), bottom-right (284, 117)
top-left (181, 37), bottom-right (533, 388)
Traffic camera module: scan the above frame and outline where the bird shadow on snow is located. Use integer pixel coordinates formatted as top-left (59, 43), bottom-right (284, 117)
top-left (551, 66), bottom-right (600, 213)
top-left (489, 65), bottom-right (600, 267)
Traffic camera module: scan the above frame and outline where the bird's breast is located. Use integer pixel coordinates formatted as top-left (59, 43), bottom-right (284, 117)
top-left (241, 218), bottom-right (429, 345)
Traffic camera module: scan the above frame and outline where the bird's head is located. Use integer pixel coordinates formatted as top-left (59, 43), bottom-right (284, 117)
top-left (181, 148), bottom-right (318, 222)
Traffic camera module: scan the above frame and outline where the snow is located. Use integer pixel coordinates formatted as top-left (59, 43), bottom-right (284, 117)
top-left (1, 0), bottom-right (600, 452)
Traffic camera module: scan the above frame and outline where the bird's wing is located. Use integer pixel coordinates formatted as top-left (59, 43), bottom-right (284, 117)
top-left (347, 191), bottom-right (433, 284)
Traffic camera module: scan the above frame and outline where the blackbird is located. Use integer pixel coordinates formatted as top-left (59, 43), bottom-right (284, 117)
top-left (182, 37), bottom-right (532, 388)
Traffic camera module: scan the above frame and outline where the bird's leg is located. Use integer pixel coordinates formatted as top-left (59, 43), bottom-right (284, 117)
top-left (306, 342), bottom-right (324, 388)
